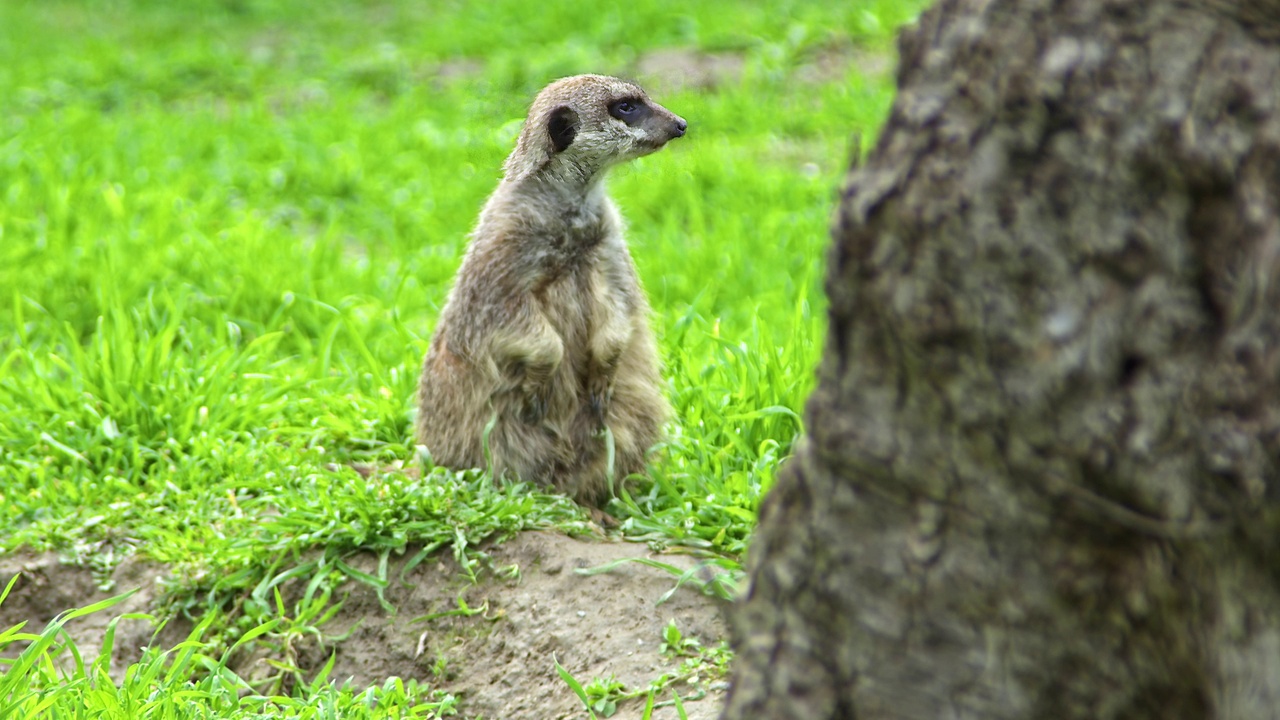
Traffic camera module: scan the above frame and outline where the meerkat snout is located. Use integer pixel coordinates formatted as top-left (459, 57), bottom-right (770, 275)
top-left (604, 94), bottom-right (688, 147)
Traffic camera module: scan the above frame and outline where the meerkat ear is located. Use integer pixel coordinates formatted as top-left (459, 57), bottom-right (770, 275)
top-left (546, 106), bottom-right (578, 153)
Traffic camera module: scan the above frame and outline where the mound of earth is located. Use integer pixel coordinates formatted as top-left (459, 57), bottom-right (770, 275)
top-left (0, 531), bottom-right (729, 719)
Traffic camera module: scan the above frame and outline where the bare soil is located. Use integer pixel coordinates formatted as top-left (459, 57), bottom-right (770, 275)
top-left (0, 531), bottom-right (729, 719)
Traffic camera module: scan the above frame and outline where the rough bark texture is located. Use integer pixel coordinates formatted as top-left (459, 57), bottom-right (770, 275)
top-left (723, 1), bottom-right (1280, 718)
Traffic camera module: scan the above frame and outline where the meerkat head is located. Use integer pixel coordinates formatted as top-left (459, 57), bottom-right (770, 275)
top-left (504, 74), bottom-right (687, 184)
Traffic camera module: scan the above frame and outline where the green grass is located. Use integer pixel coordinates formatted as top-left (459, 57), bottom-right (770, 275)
top-left (0, 576), bottom-right (462, 717)
top-left (0, 0), bottom-right (927, 715)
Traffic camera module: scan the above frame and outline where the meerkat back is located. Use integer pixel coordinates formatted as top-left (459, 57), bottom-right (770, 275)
top-left (416, 74), bottom-right (686, 507)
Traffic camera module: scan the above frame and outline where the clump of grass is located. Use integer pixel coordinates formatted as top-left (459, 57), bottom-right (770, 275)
top-left (0, 576), bottom-right (459, 718)
top-left (608, 304), bottom-right (819, 559)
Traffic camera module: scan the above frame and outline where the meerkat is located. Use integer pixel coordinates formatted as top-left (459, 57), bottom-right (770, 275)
top-left (415, 74), bottom-right (686, 507)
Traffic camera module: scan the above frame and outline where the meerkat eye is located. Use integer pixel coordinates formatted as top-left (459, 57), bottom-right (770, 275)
top-left (608, 98), bottom-right (650, 123)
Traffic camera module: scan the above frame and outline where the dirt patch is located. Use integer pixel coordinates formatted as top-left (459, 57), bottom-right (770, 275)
top-left (0, 531), bottom-right (729, 719)
top-left (793, 42), bottom-right (897, 84)
top-left (0, 551), bottom-right (193, 676)
top-left (417, 42), bottom-right (895, 98)
top-left (634, 49), bottom-right (746, 93)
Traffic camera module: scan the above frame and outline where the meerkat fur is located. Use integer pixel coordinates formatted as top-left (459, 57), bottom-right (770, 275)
top-left (416, 74), bottom-right (686, 506)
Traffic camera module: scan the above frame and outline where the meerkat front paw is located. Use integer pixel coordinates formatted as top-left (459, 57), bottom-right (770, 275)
top-left (588, 373), bottom-right (614, 428)
top-left (502, 347), bottom-right (559, 426)
top-left (519, 383), bottom-right (551, 424)
top-left (586, 321), bottom-right (626, 430)
top-left (586, 351), bottom-right (624, 429)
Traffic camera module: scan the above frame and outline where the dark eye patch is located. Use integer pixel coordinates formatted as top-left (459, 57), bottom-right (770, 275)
top-left (607, 97), bottom-right (652, 125)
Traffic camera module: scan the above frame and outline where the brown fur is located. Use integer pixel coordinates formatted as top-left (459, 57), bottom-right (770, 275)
top-left (416, 75), bottom-right (686, 506)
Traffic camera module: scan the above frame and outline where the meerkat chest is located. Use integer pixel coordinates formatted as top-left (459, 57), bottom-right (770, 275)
top-left (538, 242), bottom-right (614, 321)
top-left (534, 201), bottom-right (621, 296)
top-left (537, 236), bottom-right (635, 357)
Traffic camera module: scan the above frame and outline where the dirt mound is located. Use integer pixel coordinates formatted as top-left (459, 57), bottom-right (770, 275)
top-left (0, 550), bottom-right (192, 675)
top-left (0, 531), bottom-right (729, 719)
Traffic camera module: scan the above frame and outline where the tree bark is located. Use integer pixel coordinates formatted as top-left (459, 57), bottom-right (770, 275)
top-left (723, 1), bottom-right (1280, 718)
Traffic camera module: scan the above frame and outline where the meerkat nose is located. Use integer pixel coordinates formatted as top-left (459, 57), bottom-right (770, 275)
top-left (674, 118), bottom-right (688, 137)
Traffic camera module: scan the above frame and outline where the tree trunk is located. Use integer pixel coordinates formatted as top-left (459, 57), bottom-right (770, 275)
top-left (723, 1), bottom-right (1280, 718)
